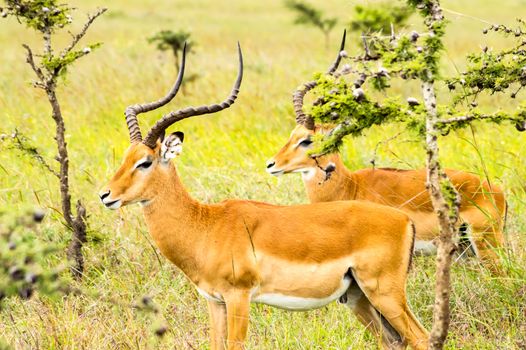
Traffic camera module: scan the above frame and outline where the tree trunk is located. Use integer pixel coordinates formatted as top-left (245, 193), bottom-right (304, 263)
top-left (46, 85), bottom-right (87, 279)
top-left (422, 81), bottom-right (461, 349)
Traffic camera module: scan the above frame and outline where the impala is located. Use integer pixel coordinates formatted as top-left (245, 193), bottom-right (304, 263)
top-left (266, 35), bottom-right (507, 275)
top-left (99, 44), bottom-right (429, 349)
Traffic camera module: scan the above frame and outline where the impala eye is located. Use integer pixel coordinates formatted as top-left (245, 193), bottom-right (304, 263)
top-left (137, 160), bottom-right (153, 169)
top-left (298, 138), bottom-right (313, 147)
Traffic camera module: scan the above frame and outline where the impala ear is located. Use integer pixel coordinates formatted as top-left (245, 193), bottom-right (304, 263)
top-left (160, 131), bottom-right (184, 162)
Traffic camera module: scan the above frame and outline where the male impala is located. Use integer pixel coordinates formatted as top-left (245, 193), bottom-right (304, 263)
top-left (99, 44), bottom-right (429, 349)
top-left (266, 36), bottom-right (507, 274)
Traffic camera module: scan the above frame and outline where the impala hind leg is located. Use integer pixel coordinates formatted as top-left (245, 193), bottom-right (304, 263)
top-left (208, 300), bottom-right (227, 350)
top-left (351, 270), bottom-right (429, 350)
top-left (224, 290), bottom-right (250, 350)
top-left (343, 282), bottom-right (407, 349)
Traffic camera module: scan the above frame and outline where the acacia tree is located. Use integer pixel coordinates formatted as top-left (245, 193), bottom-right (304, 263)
top-left (148, 29), bottom-right (198, 88)
top-left (349, 2), bottom-right (413, 35)
top-left (1, 0), bottom-right (106, 279)
top-left (285, 0), bottom-right (337, 49)
top-left (148, 29), bottom-right (194, 71)
top-left (299, 0), bottom-right (526, 348)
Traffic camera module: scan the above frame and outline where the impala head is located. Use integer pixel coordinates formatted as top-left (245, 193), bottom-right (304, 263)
top-left (99, 43), bottom-right (243, 209)
top-left (266, 31), bottom-right (346, 179)
top-left (266, 124), bottom-right (317, 177)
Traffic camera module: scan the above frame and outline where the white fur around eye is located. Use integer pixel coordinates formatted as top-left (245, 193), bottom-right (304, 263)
top-left (133, 157), bottom-right (151, 170)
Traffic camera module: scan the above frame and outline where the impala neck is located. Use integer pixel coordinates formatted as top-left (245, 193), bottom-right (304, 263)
top-left (141, 163), bottom-right (207, 283)
top-left (303, 154), bottom-right (357, 202)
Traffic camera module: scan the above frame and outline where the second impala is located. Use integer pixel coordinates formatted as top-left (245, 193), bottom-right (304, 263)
top-left (266, 35), bottom-right (506, 275)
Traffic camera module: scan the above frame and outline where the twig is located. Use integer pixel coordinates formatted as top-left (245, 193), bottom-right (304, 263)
top-left (8, 129), bottom-right (59, 178)
top-left (369, 131), bottom-right (405, 169)
top-left (60, 8), bottom-right (107, 58)
top-left (22, 44), bottom-right (45, 81)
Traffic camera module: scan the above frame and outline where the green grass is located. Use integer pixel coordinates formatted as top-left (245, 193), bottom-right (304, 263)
top-left (1, 0), bottom-right (525, 348)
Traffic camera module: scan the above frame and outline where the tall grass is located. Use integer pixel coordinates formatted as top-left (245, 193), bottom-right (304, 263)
top-left (1, 0), bottom-right (525, 348)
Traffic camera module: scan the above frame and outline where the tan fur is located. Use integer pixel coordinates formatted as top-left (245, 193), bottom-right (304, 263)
top-left (267, 125), bottom-right (507, 274)
top-left (101, 141), bottom-right (429, 350)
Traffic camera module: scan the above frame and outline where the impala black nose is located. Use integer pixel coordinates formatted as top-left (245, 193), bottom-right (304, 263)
top-left (266, 160), bottom-right (275, 169)
top-left (99, 190), bottom-right (110, 201)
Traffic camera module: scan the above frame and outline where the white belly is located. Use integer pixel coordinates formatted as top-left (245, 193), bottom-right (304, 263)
top-left (251, 275), bottom-right (351, 311)
top-left (414, 240), bottom-right (437, 255)
top-left (196, 287), bottom-right (223, 303)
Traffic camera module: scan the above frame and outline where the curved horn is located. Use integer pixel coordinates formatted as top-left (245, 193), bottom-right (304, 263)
top-left (142, 43), bottom-right (243, 149)
top-left (293, 30), bottom-right (346, 130)
top-left (125, 43), bottom-right (188, 143)
top-left (293, 81), bottom-right (318, 130)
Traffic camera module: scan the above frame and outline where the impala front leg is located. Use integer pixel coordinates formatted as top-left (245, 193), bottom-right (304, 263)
top-left (224, 290), bottom-right (250, 350)
top-left (208, 300), bottom-right (227, 350)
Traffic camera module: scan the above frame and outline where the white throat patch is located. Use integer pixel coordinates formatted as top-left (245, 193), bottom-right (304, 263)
top-left (296, 168), bottom-right (317, 181)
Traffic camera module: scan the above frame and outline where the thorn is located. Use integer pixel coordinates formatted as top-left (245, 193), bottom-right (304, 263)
top-left (33, 209), bottom-right (45, 223)
top-left (340, 64), bottom-right (352, 75)
top-left (407, 97), bottom-right (420, 106)
top-left (353, 88), bottom-right (365, 101)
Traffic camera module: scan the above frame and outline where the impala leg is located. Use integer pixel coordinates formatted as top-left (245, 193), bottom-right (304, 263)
top-left (352, 271), bottom-right (429, 350)
top-left (344, 282), bottom-right (407, 349)
top-left (469, 227), bottom-right (505, 275)
top-left (462, 208), bottom-right (506, 275)
top-left (224, 290), bottom-right (250, 350)
top-left (208, 300), bottom-right (227, 350)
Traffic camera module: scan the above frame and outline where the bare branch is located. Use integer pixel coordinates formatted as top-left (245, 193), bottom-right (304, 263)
top-left (439, 114), bottom-right (493, 124)
top-left (6, 129), bottom-right (59, 178)
top-left (369, 131), bottom-right (405, 169)
top-left (22, 44), bottom-right (45, 81)
top-left (60, 8), bottom-right (107, 58)
top-left (437, 112), bottom-right (526, 132)
top-left (440, 115), bottom-right (475, 124)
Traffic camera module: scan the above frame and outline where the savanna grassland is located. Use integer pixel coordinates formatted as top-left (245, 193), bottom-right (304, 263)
top-left (1, 0), bottom-right (526, 349)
